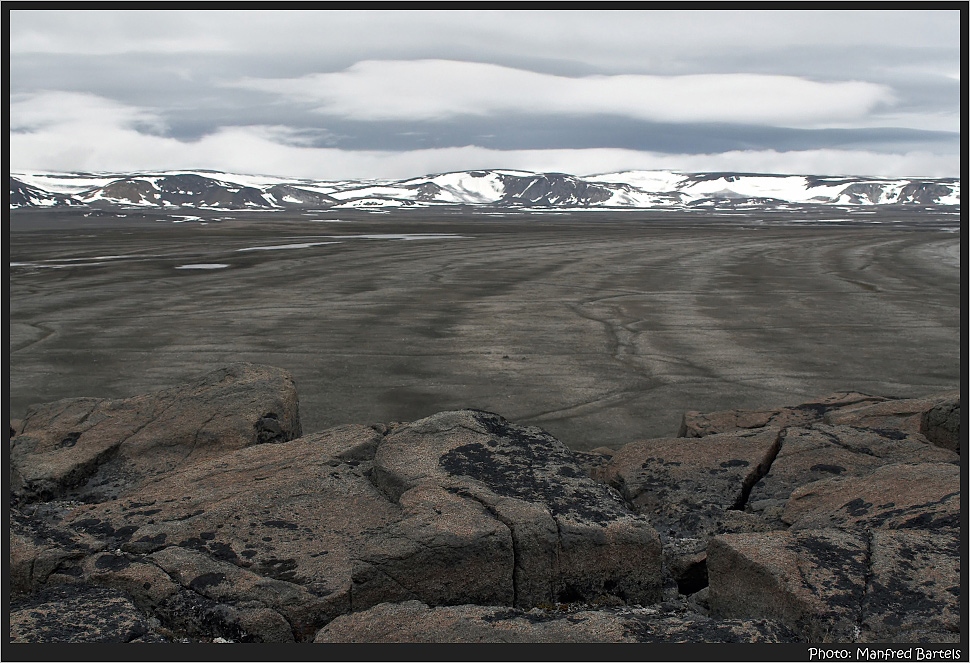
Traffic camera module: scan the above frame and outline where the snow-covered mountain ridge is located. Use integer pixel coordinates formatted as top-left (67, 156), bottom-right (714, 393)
top-left (9, 168), bottom-right (960, 210)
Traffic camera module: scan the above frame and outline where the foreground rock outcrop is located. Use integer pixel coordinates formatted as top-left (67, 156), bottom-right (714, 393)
top-left (10, 363), bottom-right (301, 504)
top-left (8, 365), bottom-right (960, 643)
top-left (313, 600), bottom-right (800, 643)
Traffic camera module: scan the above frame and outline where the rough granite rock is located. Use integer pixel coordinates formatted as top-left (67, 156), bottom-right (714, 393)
top-left (678, 391), bottom-right (887, 438)
top-left (313, 599), bottom-right (801, 643)
top-left (678, 391), bottom-right (959, 442)
top-left (861, 529), bottom-right (962, 643)
top-left (9, 583), bottom-right (165, 643)
top-left (6, 368), bottom-right (961, 644)
top-left (80, 550), bottom-right (181, 612)
top-left (348, 481), bottom-right (516, 610)
top-left (9, 363), bottom-right (301, 503)
top-left (781, 462), bottom-right (960, 530)
top-left (600, 427), bottom-right (782, 594)
top-left (9, 503), bottom-right (112, 597)
top-left (747, 425), bottom-right (958, 522)
top-left (52, 433), bottom-right (401, 640)
top-left (601, 427), bottom-right (782, 539)
top-left (707, 529), bottom-right (872, 643)
top-left (707, 528), bottom-right (961, 644)
top-left (11, 403), bottom-right (662, 640)
top-left (370, 409), bottom-right (663, 607)
top-left (822, 392), bottom-right (960, 441)
top-left (919, 397), bottom-right (961, 454)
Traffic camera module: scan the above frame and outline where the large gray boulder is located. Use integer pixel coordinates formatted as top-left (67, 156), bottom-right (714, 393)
top-left (919, 396), bottom-right (961, 454)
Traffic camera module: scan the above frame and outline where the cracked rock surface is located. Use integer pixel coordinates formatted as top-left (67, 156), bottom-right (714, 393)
top-left (707, 527), bottom-right (960, 643)
top-left (371, 410), bottom-right (662, 607)
top-left (668, 392), bottom-right (960, 643)
top-left (8, 371), bottom-right (961, 643)
top-left (10, 363), bottom-right (301, 504)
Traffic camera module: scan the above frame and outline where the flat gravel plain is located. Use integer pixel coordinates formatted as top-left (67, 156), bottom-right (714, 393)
top-left (8, 207), bottom-right (961, 450)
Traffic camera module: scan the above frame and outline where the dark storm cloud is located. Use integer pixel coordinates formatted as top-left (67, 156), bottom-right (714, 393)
top-left (8, 9), bottom-right (961, 178)
top-left (205, 114), bottom-right (953, 156)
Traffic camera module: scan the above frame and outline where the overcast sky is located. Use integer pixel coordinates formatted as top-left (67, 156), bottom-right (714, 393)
top-left (8, 9), bottom-right (962, 180)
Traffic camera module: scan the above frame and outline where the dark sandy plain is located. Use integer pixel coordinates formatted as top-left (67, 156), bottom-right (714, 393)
top-left (7, 206), bottom-right (962, 451)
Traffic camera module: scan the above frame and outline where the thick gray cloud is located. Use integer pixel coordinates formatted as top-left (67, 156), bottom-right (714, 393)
top-left (8, 9), bottom-right (962, 178)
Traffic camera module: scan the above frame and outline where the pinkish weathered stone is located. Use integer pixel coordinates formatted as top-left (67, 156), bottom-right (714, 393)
top-left (707, 527), bottom-right (961, 644)
top-left (860, 528), bottom-right (961, 643)
top-left (602, 427), bottom-right (781, 540)
top-left (371, 409), bottom-right (663, 607)
top-left (822, 392), bottom-right (960, 438)
top-left (781, 462), bottom-right (960, 530)
top-left (10, 363), bottom-right (301, 503)
top-left (678, 391), bottom-right (887, 438)
top-left (747, 425), bottom-right (958, 520)
top-left (707, 528), bottom-right (868, 643)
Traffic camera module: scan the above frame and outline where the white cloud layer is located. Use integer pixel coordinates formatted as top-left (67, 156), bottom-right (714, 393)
top-left (9, 11), bottom-right (959, 179)
top-left (9, 92), bottom-right (957, 179)
top-left (10, 90), bottom-right (164, 132)
top-left (234, 60), bottom-right (896, 128)
top-left (10, 10), bottom-right (958, 67)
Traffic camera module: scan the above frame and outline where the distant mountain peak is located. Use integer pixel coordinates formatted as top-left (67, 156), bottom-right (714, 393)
top-left (9, 169), bottom-right (960, 211)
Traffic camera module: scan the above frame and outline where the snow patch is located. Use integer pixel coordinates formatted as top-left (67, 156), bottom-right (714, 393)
top-left (175, 264), bottom-right (230, 270)
top-left (236, 241), bottom-right (341, 252)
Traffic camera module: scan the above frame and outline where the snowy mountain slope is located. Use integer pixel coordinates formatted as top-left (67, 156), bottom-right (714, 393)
top-left (9, 176), bottom-right (80, 208)
top-left (63, 173), bottom-right (338, 209)
top-left (8, 169), bottom-right (960, 210)
top-left (588, 171), bottom-right (961, 206)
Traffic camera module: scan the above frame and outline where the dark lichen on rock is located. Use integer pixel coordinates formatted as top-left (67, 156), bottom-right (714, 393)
top-left (7, 367), bottom-right (960, 644)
